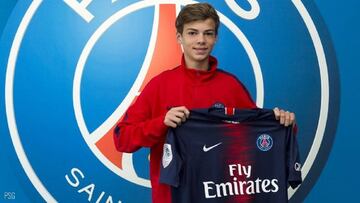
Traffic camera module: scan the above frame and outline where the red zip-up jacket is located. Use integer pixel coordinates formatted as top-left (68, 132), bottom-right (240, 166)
top-left (114, 55), bottom-right (256, 203)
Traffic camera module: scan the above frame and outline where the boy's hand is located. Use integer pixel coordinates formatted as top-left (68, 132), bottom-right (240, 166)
top-left (273, 107), bottom-right (296, 127)
top-left (164, 106), bottom-right (190, 128)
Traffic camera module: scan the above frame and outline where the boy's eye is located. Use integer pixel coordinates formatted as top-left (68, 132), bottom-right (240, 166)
top-left (205, 32), bottom-right (215, 36)
top-left (188, 31), bottom-right (197, 35)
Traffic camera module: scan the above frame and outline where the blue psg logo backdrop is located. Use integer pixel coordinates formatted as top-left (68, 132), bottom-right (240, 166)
top-left (0, 0), bottom-right (339, 202)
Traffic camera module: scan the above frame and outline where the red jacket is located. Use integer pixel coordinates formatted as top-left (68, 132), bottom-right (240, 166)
top-left (114, 55), bottom-right (256, 203)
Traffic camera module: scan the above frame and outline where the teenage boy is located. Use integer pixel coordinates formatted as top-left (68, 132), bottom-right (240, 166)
top-left (114, 3), bottom-right (295, 203)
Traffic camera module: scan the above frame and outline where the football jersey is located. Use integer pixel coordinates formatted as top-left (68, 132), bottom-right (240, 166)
top-left (159, 107), bottom-right (302, 203)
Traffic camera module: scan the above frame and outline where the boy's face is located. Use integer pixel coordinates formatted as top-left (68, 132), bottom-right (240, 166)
top-left (177, 18), bottom-right (217, 68)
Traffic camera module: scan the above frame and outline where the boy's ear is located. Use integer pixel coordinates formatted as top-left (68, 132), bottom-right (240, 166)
top-left (176, 32), bottom-right (182, 44)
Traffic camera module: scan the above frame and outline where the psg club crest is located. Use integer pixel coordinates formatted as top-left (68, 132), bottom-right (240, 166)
top-left (0, 0), bottom-right (339, 202)
top-left (256, 134), bottom-right (273, 152)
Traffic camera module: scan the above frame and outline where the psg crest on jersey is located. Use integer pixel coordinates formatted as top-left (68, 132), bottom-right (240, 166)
top-left (0, 0), bottom-right (339, 202)
top-left (257, 134), bottom-right (273, 152)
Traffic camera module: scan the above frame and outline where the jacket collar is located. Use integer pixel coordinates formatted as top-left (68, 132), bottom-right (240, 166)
top-left (181, 55), bottom-right (218, 83)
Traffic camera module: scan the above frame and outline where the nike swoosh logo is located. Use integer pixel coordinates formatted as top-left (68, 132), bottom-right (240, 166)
top-left (203, 142), bottom-right (222, 152)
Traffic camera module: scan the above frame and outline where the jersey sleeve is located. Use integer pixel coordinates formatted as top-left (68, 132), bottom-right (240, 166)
top-left (159, 129), bottom-right (183, 187)
top-left (286, 126), bottom-right (302, 188)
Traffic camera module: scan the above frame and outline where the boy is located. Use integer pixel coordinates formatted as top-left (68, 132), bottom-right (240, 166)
top-left (114, 3), bottom-right (295, 203)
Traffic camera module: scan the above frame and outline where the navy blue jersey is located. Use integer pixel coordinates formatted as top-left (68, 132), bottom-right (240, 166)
top-left (159, 107), bottom-right (302, 203)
